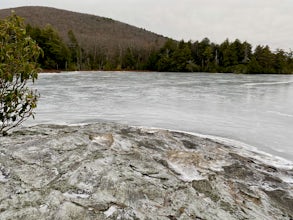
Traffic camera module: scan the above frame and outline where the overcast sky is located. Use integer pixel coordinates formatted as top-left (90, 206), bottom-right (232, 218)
top-left (1, 0), bottom-right (292, 51)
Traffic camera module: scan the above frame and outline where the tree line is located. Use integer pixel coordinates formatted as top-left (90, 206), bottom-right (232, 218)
top-left (26, 25), bottom-right (293, 74)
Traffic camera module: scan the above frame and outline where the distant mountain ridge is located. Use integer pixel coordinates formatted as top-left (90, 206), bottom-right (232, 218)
top-left (0, 6), bottom-right (168, 55)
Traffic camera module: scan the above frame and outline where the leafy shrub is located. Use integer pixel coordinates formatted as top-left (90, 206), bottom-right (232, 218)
top-left (0, 13), bottom-right (42, 135)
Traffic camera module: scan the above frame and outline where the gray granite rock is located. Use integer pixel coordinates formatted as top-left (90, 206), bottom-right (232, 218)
top-left (0, 123), bottom-right (292, 219)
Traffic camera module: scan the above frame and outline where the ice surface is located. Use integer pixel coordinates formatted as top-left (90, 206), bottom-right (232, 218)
top-left (26, 71), bottom-right (293, 162)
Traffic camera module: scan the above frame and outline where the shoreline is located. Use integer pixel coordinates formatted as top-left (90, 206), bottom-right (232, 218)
top-left (38, 69), bottom-right (293, 75)
top-left (161, 127), bottom-right (293, 168)
top-left (132, 124), bottom-right (293, 167)
top-left (22, 120), bottom-right (293, 165)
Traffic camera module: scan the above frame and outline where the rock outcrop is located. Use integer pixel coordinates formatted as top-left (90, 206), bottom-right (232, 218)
top-left (0, 123), bottom-right (292, 219)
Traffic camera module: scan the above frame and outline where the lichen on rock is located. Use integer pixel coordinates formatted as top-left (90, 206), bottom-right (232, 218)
top-left (0, 123), bottom-right (292, 219)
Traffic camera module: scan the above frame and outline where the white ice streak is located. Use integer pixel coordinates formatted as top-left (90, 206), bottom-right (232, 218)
top-left (167, 160), bottom-right (203, 182)
top-left (0, 172), bottom-right (8, 183)
top-left (244, 81), bottom-right (293, 86)
top-left (267, 111), bottom-right (293, 118)
top-left (104, 206), bottom-right (118, 218)
top-left (278, 175), bottom-right (293, 184)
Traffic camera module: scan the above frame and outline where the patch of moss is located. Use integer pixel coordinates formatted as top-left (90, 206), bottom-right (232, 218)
top-left (223, 163), bottom-right (253, 180)
top-left (192, 179), bottom-right (220, 202)
top-left (219, 200), bottom-right (235, 212)
top-left (181, 140), bottom-right (198, 149)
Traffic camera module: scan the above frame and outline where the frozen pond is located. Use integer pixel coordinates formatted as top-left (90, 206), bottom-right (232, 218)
top-left (26, 71), bottom-right (293, 161)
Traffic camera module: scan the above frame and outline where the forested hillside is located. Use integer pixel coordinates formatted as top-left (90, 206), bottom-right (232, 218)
top-left (0, 6), bottom-right (168, 70)
top-left (0, 6), bottom-right (292, 73)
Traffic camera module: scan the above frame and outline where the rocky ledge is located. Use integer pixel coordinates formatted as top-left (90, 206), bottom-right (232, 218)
top-left (0, 123), bottom-right (292, 220)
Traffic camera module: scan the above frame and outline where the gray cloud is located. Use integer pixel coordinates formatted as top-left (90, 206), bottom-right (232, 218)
top-left (1, 0), bottom-right (292, 50)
